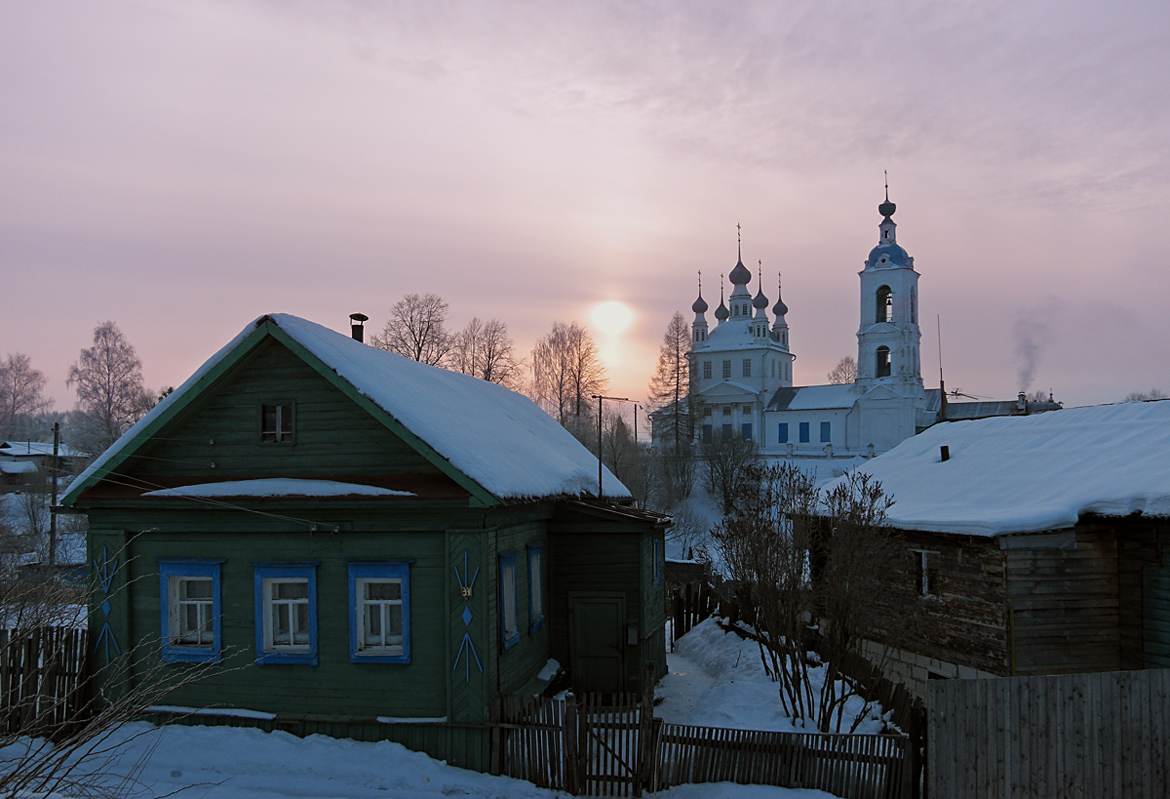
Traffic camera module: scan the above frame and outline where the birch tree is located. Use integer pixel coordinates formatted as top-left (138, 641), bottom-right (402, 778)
top-left (531, 321), bottom-right (606, 425)
top-left (450, 317), bottom-right (524, 389)
top-left (0, 352), bottom-right (51, 440)
top-left (67, 322), bottom-right (153, 454)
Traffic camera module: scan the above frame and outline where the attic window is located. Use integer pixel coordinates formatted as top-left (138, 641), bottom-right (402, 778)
top-left (261, 404), bottom-right (294, 443)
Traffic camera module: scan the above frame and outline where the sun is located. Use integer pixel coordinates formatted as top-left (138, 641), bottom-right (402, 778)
top-left (591, 301), bottom-right (633, 336)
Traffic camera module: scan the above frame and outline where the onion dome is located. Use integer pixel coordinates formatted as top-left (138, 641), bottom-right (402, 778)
top-left (752, 265), bottom-right (768, 308)
top-left (773, 281), bottom-right (788, 317)
top-left (714, 283), bottom-right (729, 320)
top-left (878, 174), bottom-right (896, 218)
top-left (692, 292), bottom-right (709, 314)
top-left (728, 257), bottom-right (751, 286)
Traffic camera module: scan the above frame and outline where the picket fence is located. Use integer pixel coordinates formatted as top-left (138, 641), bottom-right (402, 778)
top-left (0, 626), bottom-right (90, 738)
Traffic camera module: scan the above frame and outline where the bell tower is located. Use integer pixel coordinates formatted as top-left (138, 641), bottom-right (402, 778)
top-left (855, 182), bottom-right (923, 392)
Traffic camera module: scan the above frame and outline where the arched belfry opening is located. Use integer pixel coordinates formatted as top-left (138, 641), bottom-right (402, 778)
top-left (876, 286), bottom-right (893, 324)
top-left (876, 346), bottom-right (891, 378)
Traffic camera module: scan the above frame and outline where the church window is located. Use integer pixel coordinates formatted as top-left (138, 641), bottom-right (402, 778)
top-left (722, 360), bottom-right (731, 379)
top-left (876, 347), bottom-right (891, 378)
top-left (703, 407), bottom-right (712, 417)
top-left (911, 288), bottom-right (917, 323)
top-left (876, 286), bottom-right (892, 323)
top-left (721, 424), bottom-right (733, 439)
top-left (799, 422), bottom-right (810, 443)
top-left (742, 359), bottom-right (752, 378)
top-left (777, 423), bottom-right (789, 443)
top-left (771, 361), bottom-right (776, 378)
top-left (722, 407), bottom-right (731, 416)
top-left (741, 423), bottom-right (752, 440)
top-left (702, 424), bottom-right (712, 441)
top-left (702, 361), bottom-right (712, 380)
top-left (820, 421), bottom-right (831, 442)
top-left (742, 405), bottom-right (751, 415)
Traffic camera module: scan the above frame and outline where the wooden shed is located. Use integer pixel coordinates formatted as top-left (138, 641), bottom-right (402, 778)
top-left (62, 314), bottom-right (666, 755)
top-left (820, 400), bottom-right (1170, 698)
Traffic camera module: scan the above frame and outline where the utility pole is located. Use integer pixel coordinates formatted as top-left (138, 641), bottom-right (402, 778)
top-left (633, 403), bottom-right (640, 445)
top-left (592, 394), bottom-right (629, 499)
top-left (49, 422), bottom-right (59, 566)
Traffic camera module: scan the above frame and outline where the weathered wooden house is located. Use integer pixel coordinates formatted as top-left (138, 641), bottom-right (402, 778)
top-left (62, 314), bottom-right (666, 758)
top-left (821, 400), bottom-right (1170, 698)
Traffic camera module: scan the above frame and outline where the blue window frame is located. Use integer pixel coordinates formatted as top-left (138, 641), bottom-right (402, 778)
top-left (799, 422), bottom-right (810, 443)
top-left (499, 553), bottom-right (520, 650)
top-left (159, 559), bottom-right (223, 663)
top-left (347, 561), bottom-right (412, 664)
top-left (778, 422), bottom-right (789, 443)
top-left (253, 562), bottom-right (318, 666)
top-left (527, 545), bottom-right (545, 634)
top-left (820, 421), bottom-right (831, 443)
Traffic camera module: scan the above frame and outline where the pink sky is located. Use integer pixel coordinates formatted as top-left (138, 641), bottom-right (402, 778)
top-left (3, 1), bottom-right (1169, 422)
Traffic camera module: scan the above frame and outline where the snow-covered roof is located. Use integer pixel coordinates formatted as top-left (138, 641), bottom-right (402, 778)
top-left (143, 479), bottom-right (415, 499)
top-left (767, 383), bottom-right (857, 411)
top-left (826, 400), bottom-right (1170, 536)
top-left (0, 461), bottom-right (37, 475)
top-left (67, 314), bottom-right (629, 503)
top-left (0, 441), bottom-right (85, 458)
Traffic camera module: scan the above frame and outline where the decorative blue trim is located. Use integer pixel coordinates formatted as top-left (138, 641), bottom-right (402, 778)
top-left (158, 560), bottom-right (222, 663)
top-left (347, 562), bottom-right (411, 664)
top-left (499, 553), bottom-right (519, 650)
top-left (527, 545), bottom-right (544, 634)
top-left (252, 562), bottom-right (318, 666)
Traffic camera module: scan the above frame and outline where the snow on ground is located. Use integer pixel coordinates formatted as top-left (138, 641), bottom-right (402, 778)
top-left (3, 721), bottom-right (841, 799)
top-left (656, 617), bottom-right (886, 735)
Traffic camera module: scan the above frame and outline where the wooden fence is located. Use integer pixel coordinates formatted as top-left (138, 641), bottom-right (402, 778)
top-left (927, 668), bottom-right (1170, 799)
top-left (0, 626), bottom-right (90, 738)
top-left (667, 579), bottom-right (717, 650)
top-left (655, 722), bottom-right (911, 799)
top-left (493, 691), bottom-right (912, 798)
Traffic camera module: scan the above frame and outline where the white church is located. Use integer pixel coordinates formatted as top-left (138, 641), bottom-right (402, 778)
top-left (673, 189), bottom-right (937, 467)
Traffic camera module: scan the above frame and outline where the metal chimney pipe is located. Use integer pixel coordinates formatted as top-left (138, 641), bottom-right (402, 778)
top-left (940, 445), bottom-right (950, 462)
top-left (349, 313), bottom-right (368, 342)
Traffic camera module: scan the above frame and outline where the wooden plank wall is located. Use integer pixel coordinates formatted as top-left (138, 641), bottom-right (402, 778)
top-left (0, 627), bottom-right (90, 738)
top-left (928, 669), bottom-right (1170, 799)
top-left (1006, 530), bottom-right (1121, 675)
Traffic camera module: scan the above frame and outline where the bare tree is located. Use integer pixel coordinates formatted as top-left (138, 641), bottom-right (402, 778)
top-left (647, 312), bottom-right (693, 451)
top-left (827, 356), bottom-right (857, 385)
top-left (372, 293), bottom-right (453, 366)
top-left (0, 353), bottom-right (52, 440)
top-left (699, 430), bottom-right (758, 516)
top-left (67, 322), bottom-right (153, 455)
top-left (713, 465), bottom-right (905, 733)
top-left (450, 317), bottom-right (524, 389)
top-left (1123, 387), bottom-right (1168, 402)
top-left (530, 322), bottom-right (606, 424)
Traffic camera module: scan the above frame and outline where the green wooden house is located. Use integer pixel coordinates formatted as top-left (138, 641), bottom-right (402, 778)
top-left (63, 314), bottom-right (666, 758)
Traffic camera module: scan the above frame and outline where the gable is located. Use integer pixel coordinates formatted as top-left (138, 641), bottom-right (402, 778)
top-left (124, 339), bottom-right (450, 487)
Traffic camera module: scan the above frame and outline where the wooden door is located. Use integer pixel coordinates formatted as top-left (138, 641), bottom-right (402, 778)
top-left (568, 592), bottom-right (625, 693)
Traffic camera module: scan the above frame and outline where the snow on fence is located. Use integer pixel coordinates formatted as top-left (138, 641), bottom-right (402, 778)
top-left (928, 668), bottom-right (1170, 799)
top-left (492, 690), bottom-right (912, 798)
top-left (0, 626), bottom-right (90, 738)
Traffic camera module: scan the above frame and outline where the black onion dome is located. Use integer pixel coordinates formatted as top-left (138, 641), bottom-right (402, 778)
top-left (692, 293), bottom-right (709, 313)
top-left (753, 289), bottom-right (769, 309)
top-left (728, 257), bottom-right (752, 285)
top-left (773, 294), bottom-right (788, 316)
top-left (878, 197), bottom-right (896, 218)
top-left (714, 299), bottom-right (729, 320)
